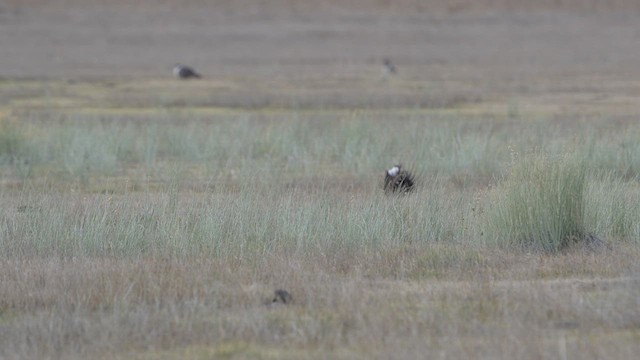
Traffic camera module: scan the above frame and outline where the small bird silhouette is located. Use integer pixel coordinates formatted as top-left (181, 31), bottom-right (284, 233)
top-left (173, 63), bottom-right (201, 79)
top-left (272, 289), bottom-right (292, 304)
top-left (383, 58), bottom-right (397, 75)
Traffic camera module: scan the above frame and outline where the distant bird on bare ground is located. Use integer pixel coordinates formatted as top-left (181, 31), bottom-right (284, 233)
top-left (383, 58), bottom-right (397, 75)
top-left (173, 63), bottom-right (201, 79)
top-left (384, 165), bottom-right (414, 194)
top-left (272, 289), bottom-right (292, 304)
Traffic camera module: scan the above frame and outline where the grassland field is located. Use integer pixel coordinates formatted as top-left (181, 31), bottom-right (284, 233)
top-left (1, 1), bottom-right (640, 359)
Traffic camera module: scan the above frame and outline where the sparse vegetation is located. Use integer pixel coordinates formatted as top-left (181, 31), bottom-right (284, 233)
top-left (2, 1), bottom-right (640, 358)
top-left (1, 104), bottom-right (639, 359)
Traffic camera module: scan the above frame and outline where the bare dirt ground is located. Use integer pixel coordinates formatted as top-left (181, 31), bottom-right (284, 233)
top-left (1, 1), bottom-right (640, 85)
top-left (2, 0), bottom-right (640, 118)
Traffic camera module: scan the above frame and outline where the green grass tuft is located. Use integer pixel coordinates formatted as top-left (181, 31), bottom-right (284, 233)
top-left (484, 151), bottom-right (590, 252)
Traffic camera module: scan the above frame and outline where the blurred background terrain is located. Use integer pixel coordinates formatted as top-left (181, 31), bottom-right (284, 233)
top-left (1, 0), bottom-right (639, 79)
top-left (1, 0), bottom-right (639, 114)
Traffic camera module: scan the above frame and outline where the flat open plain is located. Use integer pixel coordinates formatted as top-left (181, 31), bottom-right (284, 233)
top-left (1, 1), bottom-right (640, 359)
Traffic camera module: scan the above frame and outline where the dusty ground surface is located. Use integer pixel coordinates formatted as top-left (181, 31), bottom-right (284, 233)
top-left (1, 0), bottom-right (639, 81)
top-left (2, 0), bottom-right (640, 117)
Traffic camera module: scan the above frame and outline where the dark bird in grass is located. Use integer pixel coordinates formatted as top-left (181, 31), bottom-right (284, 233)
top-left (383, 58), bottom-right (397, 75)
top-left (384, 165), bottom-right (414, 194)
top-left (173, 63), bottom-right (201, 79)
top-left (272, 289), bottom-right (292, 304)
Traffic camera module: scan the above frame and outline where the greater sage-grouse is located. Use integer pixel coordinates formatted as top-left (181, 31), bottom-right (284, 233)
top-left (173, 63), bottom-right (201, 79)
top-left (384, 165), bottom-right (414, 194)
top-left (272, 289), bottom-right (292, 304)
top-left (383, 58), bottom-right (397, 75)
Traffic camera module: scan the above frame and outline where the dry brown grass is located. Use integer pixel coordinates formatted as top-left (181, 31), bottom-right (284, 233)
top-left (1, 77), bottom-right (640, 358)
top-left (1, 245), bottom-right (639, 359)
top-left (1, 76), bottom-right (639, 359)
top-left (1, 2), bottom-right (640, 359)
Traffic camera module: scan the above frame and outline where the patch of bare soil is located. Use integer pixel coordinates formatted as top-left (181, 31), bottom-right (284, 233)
top-left (1, 0), bottom-right (640, 85)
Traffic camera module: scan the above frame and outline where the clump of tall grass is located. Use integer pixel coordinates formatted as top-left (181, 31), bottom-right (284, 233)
top-left (0, 114), bottom-right (27, 164)
top-left (584, 174), bottom-right (640, 242)
top-left (484, 151), bottom-right (591, 252)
